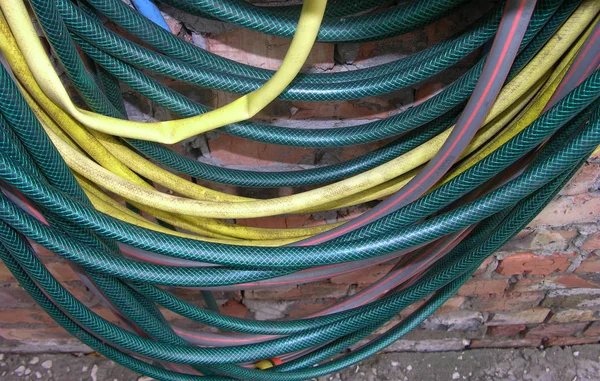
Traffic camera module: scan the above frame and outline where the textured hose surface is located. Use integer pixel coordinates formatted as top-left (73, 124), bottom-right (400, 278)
top-left (0, 0), bottom-right (599, 380)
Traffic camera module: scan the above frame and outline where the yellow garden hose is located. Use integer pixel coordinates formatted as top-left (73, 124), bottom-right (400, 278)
top-left (80, 178), bottom-right (308, 246)
top-left (0, 2), bottom-right (595, 220)
top-left (0, 0), bottom-right (327, 144)
top-left (2, 30), bottom-right (342, 242)
top-left (2, 0), bottom-right (600, 379)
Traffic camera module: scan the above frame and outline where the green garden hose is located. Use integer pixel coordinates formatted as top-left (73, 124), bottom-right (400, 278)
top-left (1, 0), bottom-right (599, 379)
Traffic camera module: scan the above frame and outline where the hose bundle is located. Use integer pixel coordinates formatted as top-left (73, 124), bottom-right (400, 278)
top-left (0, 0), bottom-right (599, 379)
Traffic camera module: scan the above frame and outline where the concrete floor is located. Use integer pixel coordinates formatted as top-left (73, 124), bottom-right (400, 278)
top-left (0, 344), bottom-right (599, 380)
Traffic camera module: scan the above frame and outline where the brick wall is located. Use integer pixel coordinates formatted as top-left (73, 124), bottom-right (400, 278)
top-left (1, 0), bottom-right (600, 353)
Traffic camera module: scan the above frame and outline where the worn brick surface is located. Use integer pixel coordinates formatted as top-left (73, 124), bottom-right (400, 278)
top-left (582, 236), bottom-right (600, 252)
top-left (549, 309), bottom-right (600, 323)
top-left (473, 257), bottom-right (496, 277)
top-left (500, 229), bottom-right (577, 253)
top-left (584, 321), bottom-right (600, 337)
top-left (525, 323), bottom-right (589, 339)
top-left (245, 282), bottom-right (349, 300)
top-left (436, 297), bottom-right (467, 314)
top-left (487, 308), bottom-right (550, 326)
top-left (221, 299), bottom-right (249, 319)
top-left (205, 29), bottom-right (334, 70)
top-left (496, 253), bottom-right (575, 276)
top-left (511, 274), bottom-right (600, 293)
top-left (559, 163), bottom-right (600, 196)
top-left (457, 279), bottom-right (509, 296)
top-left (541, 289), bottom-right (600, 309)
top-left (545, 337), bottom-right (599, 346)
top-left (529, 194), bottom-right (600, 227)
top-left (288, 300), bottom-right (337, 318)
top-left (329, 264), bottom-right (395, 285)
top-left (0, 1), bottom-right (599, 354)
top-left (469, 338), bottom-right (542, 349)
top-left (487, 324), bottom-right (527, 337)
top-left (470, 292), bottom-right (544, 312)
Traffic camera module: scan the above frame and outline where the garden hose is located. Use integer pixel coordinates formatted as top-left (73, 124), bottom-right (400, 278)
top-left (1, 2), bottom-right (590, 221)
top-left (0, 0), bottom-right (599, 380)
top-left (1, 0), bottom-right (327, 143)
top-left (57, 0), bottom-right (503, 100)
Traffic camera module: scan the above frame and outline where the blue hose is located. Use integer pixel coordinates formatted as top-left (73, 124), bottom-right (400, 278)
top-left (130, 0), bottom-right (171, 32)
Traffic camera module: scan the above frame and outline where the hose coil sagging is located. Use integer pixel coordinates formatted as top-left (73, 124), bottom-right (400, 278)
top-left (0, 0), bottom-right (599, 379)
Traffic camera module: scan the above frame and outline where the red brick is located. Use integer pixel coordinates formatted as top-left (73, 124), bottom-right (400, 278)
top-left (470, 338), bottom-right (542, 349)
top-left (546, 337), bottom-right (599, 347)
top-left (473, 257), bottom-right (496, 277)
top-left (436, 297), bottom-right (466, 315)
top-left (559, 163), bottom-right (600, 196)
top-left (44, 261), bottom-right (81, 282)
top-left (245, 282), bottom-right (349, 300)
top-left (0, 306), bottom-right (117, 326)
top-left (524, 322), bottom-right (588, 339)
top-left (471, 292), bottom-right (544, 312)
top-left (340, 139), bottom-right (392, 162)
top-left (397, 300), bottom-right (427, 320)
top-left (577, 253), bottom-right (600, 273)
top-left (529, 194), bottom-right (600, 227)
top-left (487, 324), bottom-right (527, 337)
top-left (236, 216), bottom-right (289, 229)
top-left (0, 283), bottom-right (36, 304)
top-left (205, 28), bottom-right (333, 71)
top-left (284, 214), bottom-right (317, 228)
top-left (0, 326), bottom-right (74, 342)
top-left (511, 274), bottom-right (600, 293)
top-left (457, 279), bottom-right (508, 296)
top-left (330, 264), bottom-right (395, 285)
top-left (207, 134), bottom-right (314, 167)
top-left (415, 82), bottom-right (444, 103)
top-left (487, 308), bottom-right (550, 326)
top-left (549, 309), bottom-right (600, 323)
top-left (354, 41), bottom-right (378, 64)
top-left (584, 321), bottom-right (600, 337)
top-left (496, 253), bottom-right (574, 276)
top-left (30, 242), bottom-right (55, 258)
top-left (0, 264), bottom-right (15, 282)
top-left (289, 96), bottom-right (401, 120)
top-left (164, 16), bottom-right (182, 35)
top-left (288, 300), bottom-right (337, 319)
top-left (582, 236), bottom-right (600, 252)
top-left (220, 299), bottom-right (248, 319)
top-left (502, 229), bottom-right (577, 253)
top-left (0, 308), bottom-right (56, 325)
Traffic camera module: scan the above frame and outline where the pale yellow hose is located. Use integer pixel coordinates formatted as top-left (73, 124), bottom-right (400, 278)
top-left (78, 177), bottom-right (307, 246)
top-left (7, 42), bottom-right (341, 241)
top-left (0, 2), bottom-right (595, 219)
top-left (0, 0), bottom-right (327, 144)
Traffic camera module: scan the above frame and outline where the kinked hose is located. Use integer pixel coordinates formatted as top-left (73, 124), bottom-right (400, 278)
top-left (0, 0), bottom-right (599, 379)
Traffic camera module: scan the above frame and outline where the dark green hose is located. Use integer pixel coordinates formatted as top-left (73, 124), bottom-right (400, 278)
top-left (58, 0), bottom-right (503, 100)
top-left (96, 0), bottom-right (468, 43)
top-left (2, 0), bottom-right (598, 379)
top-left (0, 68), bottom-right (597, 276)
top-left (0, 117), bottom-right (595, 371)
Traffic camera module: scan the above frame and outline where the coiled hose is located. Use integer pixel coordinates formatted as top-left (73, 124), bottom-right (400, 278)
top-left (0, 0), bottom-right (599, 379)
